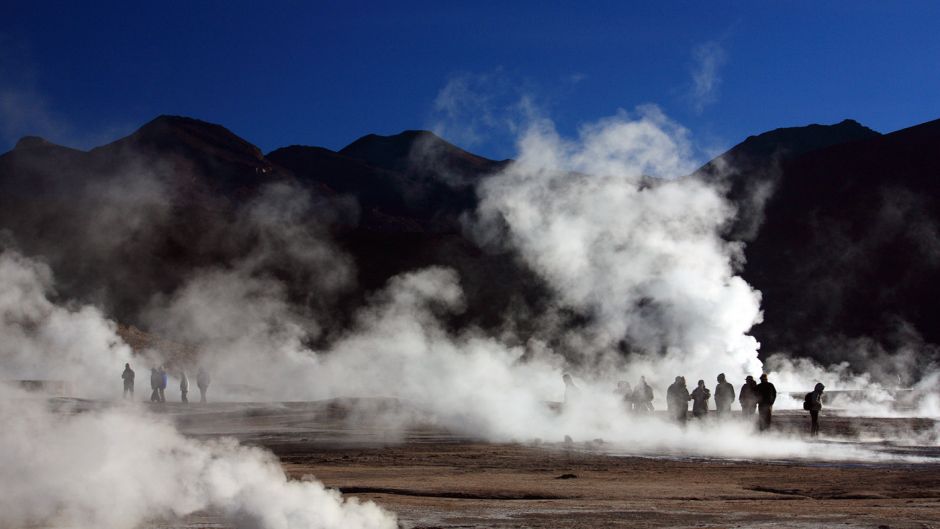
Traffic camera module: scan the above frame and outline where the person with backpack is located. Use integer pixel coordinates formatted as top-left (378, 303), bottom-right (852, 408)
top-left (804, 383), bottom-right (825, 437)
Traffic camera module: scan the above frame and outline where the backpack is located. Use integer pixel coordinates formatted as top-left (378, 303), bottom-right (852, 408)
top-left (803, 392), bottom-right (813, 411)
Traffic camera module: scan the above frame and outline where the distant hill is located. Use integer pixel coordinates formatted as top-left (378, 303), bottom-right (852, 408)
top-left (2, 114), bottom-right (938, 370)
top-left (736, 118), bottom-right (940, 362)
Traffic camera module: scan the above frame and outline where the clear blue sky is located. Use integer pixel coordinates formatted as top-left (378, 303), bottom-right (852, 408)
top-left (2, 1), bottom-right (938, 161)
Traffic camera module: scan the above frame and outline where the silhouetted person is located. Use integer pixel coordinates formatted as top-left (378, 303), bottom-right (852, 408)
top-left (562, 373), bottom-right (581, 405)
top-left (179, 371), bottom-right (189, 403)
top-left (121, 363), bottom-right (135, 399)
top-left (158, 366), bottom-right (167, 403)
top-left (150, 367), bottom-right (161, 402)
top-left (636, 376), bottom-right (654, 413)
top-left (666, 376), bottom-right (691, 423)
top-left (616, 381), bottom-right (634, 412)
top-left (197, 367), bottom-right (211, 403)
top-left (714, 373), bottom-right (735, 416)
top-left (739, 375), bottom-right (758, 417)
top-left (691, 379), bottom-right (710, 418)
top-left (756, 373), bottom-right (776, 431)
top-left (804, 383), bottom-right (825, 437)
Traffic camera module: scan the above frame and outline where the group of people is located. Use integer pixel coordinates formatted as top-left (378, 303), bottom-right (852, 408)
top-left (665, 373), bottom-right (780, 429)
top-left (613, 377), bottom-right (655, 413)
top-left (120, 363), bottom-right (211, 404)
top-left (607, 372), bottom-right (826, 436)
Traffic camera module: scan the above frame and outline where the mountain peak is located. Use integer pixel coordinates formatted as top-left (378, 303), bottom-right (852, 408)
top-left (338, 129), bottom-right (506, 185)
top-left (103, 114), bottom-right (265, 163)
top-left (339, 130), bottom-right (452, 169)
top-left (13, 136), bottom-right (57, 151)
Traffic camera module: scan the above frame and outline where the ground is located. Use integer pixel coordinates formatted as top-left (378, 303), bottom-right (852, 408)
top-left (138, 399), bottom-right (940, 529)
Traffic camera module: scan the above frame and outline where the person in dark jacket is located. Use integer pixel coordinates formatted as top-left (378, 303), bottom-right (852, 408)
top-left (666, 376), bottom-right (692, 423)
top-left (121, 363), bottom-right (135, 399)
top-left (756, 373), bottom-right (777, 431)
top-left (197, 367), bottom-right (211, 403)
top-left (714, 373), bottom-right (735, 416)
top-left (691, 379), bottom-right (710, 418)
top-left (150, 367), bottom-right (161, 402)
top-left (158, 366), bottom-right (167, 403)
top-left (739, 375), bottom-right (758, 417)
top-left (805, 383), bottom-right (825, 437)
top-left (635, 376), bottom-right (654, 413)
top-left (179, 371), bottom-right (189, 404)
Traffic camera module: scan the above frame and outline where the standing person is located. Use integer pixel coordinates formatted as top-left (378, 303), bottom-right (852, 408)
top-left (714, 373), bottom-right (735, 416)
top-left (179, 371), bottom-right (189, 403)
top-left (121, 363), bottom-right (135, 399)
top-left (197, 367), bottom-right (211, 403)
top-left (666, 376), bottom-right (691, 424)
top-left (158, 366), bottom-right (168, 403)
top-left (690, 379), bottom-right (710, 419)
top-left (804, 383), bottom-right (825, 437)
top-left (636, 376), bottom-right (654, 413)
top-left (150, 367), bottom-right (161, 402)
top-left (739, 375), bottom-right (758, 417)
top-left (756, 373), bottom-right (777, 431)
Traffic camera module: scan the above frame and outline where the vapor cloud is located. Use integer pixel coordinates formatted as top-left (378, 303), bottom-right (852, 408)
top-left (475, 105), bottom-right (764, 380)
top-left (0, 386), bottom-right (396, 529)
top-left (688, 40), bottom-right (727, 113)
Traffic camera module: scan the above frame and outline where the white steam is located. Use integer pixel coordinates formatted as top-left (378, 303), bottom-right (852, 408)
top-left (0, 386), bottom-right (395, 529)
top-left (475, 106), bottom-right (764, 379)
top-left (0, 249), bottom-right (395, 529)
top-left (0, 250), bottom-right (133, 397)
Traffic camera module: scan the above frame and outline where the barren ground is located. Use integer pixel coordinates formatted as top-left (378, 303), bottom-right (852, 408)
top-left (71, 399), bottom-right (940, 528)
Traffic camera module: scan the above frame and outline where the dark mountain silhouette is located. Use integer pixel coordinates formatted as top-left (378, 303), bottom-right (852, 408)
top-left (696, 119), bottom-right (882, 240)
top-left (737, 118), bottom-right (940, 364)
top-left (2, 114), bottom-right (939, 372)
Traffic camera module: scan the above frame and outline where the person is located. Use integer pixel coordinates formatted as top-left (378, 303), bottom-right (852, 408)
top-left (150, 367), bottom-right (161, 402)
top-left (562, 373), bottom-right (581, 405)
top-left (616, 381), bottom-right (634, 412)
top-left (636, 376), bottom-right (654, 413)
top-left (756, 373), bottom-right (777, 431)
top-left (739, 375), bottom-right (758, 417)
top-left (158, 366), bottom-right (168, 403)
top-left (197, 367), bottom-right (211, 403)
top-left (804, 383), bottom-right (825, 437)
top-left (714, 373), bottom-right (735, 416)
top-left (691, 379), bottom-right (710, 419)
top-left (121, 363), bottom-right (135, 399)
top-left (666, 376), bottom-right (691, 423)
top-left (179, 371), bottom-right (189, 403)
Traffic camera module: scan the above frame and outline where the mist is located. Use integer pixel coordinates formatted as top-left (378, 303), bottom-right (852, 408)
top-left (0, 385), bottom-right (395, 529)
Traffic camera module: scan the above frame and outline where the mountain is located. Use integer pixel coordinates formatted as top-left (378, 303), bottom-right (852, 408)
top-left (738, 118), bottom-right (940, 363)
top-left (696, 119), bottom-right (882, 240)
top-left (2, 114), bottom-right (939, 370)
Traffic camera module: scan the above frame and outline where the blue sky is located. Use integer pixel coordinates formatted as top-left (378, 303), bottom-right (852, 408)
top-left (2, 1), bottom-right (938, 161)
